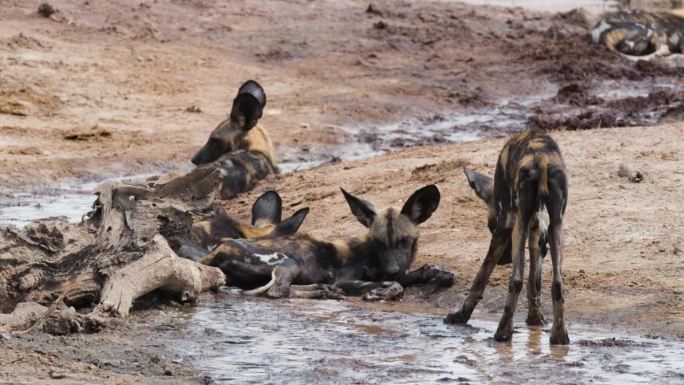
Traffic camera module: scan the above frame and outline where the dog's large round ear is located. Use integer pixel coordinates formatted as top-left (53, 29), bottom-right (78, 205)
top-left (252, 190), bottom-right (282, 227)
top-left (464, 167), bottom-right (494, 206)
top-left (238, 80), bottom-right (266, 108)
top-left (273, 207), bottom-right (309, 237)
top-left (341, 188), bottom-right (376, 228)
top-left (401, 185), bottom-right (440, 225)
top-left (230, 80), bottom-right (266, 131)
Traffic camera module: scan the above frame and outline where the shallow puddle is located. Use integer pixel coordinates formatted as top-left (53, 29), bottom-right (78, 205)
top-left (168, 294), bottom-right (684, 385)
top-left (454, 0), bottom-right (673, 14)
top-left (0, 182), bottom-right (99, 227)
top-left (277, 103), bottom-right (530, 172)
top-left (0, 173), bottom-right (161, 227)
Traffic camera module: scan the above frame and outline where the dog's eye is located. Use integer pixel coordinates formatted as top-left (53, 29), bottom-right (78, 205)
top-left (397, 237), bottom-right (413, 248)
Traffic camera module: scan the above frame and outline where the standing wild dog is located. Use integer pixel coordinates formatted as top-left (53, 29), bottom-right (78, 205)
top-left (200, 185), bottom-right (454, 300)
top-left (444, 129), bottom-right (569, 345)
top-left (191, 80), bottom-right (278, 199)
top-left (591, 10), bottom-right (684, 57)
top-left (173, 191), bottom-right (309, 261)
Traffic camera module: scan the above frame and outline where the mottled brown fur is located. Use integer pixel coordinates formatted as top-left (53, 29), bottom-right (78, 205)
top-left (190, 80), bottom-right (278, 199)
top-left (592, 10), bottom-right (684, 56)
top-left (174, 191), bottom-right (309, 261)
top-left (446, 129), bottom-right (570, 345)
top-left (200, 186), bottom-right (454, 301)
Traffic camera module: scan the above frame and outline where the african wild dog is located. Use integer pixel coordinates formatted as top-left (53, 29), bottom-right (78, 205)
top-left (444, 129), bottom-right (569, 345)
top-left (174, 191), bottom-right (309, 261)
top-left (191, 80), bottom-right (278, 199)
top-left (591, 10), bottom-right (684, 56)
top-left (200, 185), bottom-right (454, 300)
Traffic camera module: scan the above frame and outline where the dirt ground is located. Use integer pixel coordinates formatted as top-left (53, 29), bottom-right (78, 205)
top-left (2, 123), bottom-right (683, 384)
top-left (229, 123), bottom-right (684, 339)
top-left (2, 0), bottom-right (683, 193)
top-left (1, 0), bottom-right (684, 384)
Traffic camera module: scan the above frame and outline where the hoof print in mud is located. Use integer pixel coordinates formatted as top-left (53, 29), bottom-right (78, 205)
top-left (362, 282), bottom-right (403, 302)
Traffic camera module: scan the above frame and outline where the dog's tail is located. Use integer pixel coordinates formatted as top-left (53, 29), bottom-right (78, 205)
top-left (241, 270), bottom-right (276, 296)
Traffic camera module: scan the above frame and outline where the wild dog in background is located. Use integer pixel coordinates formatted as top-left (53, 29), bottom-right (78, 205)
top-left (201, 185), bottom-right (454, 300)
top-left (445, 129), bottom-right (570, 345)
top-left (591, 9), bottom-right (684, 57)
top-left (191, 80), bottom-right (278, 199)
top-left (173, 191), bottom-right (309, 261)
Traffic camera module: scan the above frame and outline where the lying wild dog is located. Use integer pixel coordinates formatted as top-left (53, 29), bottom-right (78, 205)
top-left (445, 129), bottom-right (569, 345)
top-left (591, 10), bottom-right (684, 57)
top-left (191, 80), bottom-right (278, 199)
top-left (174, 191), bottom-right (309, 261)
top-left (200, 185), bottom-right (454, 300)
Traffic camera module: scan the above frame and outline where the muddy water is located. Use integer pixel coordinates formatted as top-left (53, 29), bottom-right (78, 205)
top-left (0, 172), bottom-right (164, 227)
top-left (456, 0), bottom-right (621, 13)
top-left (0, 181), bottom-right (99, 227)
top-left (168, 294), bottom-right (684, 385)
top-left (456, 0), bottom-right (683, 14)
top-left (277, 101), bottom-right (537, 172)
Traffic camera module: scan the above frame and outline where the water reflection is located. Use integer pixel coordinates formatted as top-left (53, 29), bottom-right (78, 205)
top-left (168, 294), bottom-right (684, 385)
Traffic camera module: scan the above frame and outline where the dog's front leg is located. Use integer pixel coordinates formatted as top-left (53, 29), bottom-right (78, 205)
top-left (335, 279), bottom-right (403, 301)
top-left (399, 264), bottom-right (454, 288)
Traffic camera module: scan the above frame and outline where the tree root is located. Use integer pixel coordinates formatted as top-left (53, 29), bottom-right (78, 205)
top-left (95, 235), bottom-right (225, 318)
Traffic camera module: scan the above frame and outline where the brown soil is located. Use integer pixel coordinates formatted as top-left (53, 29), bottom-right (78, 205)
top-left (2, 0), bottom-right (684, 383)
top-left (235, 123), bottom-right (684, 340)
top-left (4, 123), bottom-right (683, 384)
top-left (1, 0), bottom-right (683, 194)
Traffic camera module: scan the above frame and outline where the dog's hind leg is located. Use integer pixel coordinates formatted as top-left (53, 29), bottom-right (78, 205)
top-left (526, 219), bottom-right (545, 326)
top-left (444, 226), bottom-right (512, 325)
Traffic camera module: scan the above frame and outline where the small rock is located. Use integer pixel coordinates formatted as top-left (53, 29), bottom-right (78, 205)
top-left (185, 105), bottom-right (202, 113)
top-left (48, 368), bottom-right (67, 379)
top-left (163, 365), bottom-right (174, 376)
top-left (366, 4), bottom-right (383, 17)
top-left (617, 163), bottom-right (643, 183)
top-left (38, 3), bottom-right (56, 18)
top-left (373, 21), bottom-right (387, 30)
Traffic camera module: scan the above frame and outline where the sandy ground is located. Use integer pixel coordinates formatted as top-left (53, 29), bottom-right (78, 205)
top-left (2, 123), bottom-right (683, 384)
top-left (2, 0), bottom-right (683, 194)
top-left (1, 0), bottom-right (684, 383)
top-left (227, 123), bottom-right (684, 338)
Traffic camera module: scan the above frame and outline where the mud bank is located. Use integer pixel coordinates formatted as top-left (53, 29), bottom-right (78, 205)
top-left (2, 0), bottom-right (684, 192)
top-left (213, 123), bottom-right (684, 339)
top-left (2, 123), bottom-right (683, 383)
top-left (174, 295), bottom-right (684, 385)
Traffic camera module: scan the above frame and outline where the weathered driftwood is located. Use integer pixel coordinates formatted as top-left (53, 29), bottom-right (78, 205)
top-left (0, 163), bottom-right (249, 334)
top-left (96, 235), bottom-right (225, 318)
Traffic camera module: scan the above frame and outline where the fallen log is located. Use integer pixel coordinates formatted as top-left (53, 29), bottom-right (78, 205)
top-left (0, 164), bottom-right (242, 334)
top-left (96, 234), bottom-right (225, 318)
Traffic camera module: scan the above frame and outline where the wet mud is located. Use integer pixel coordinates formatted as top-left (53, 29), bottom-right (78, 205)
top-left (168, 294), bottom-right (684, 385)
top-left (2, 1), bottom-right (684, 384)
top-left (1, 0), bottom-right (684, 191)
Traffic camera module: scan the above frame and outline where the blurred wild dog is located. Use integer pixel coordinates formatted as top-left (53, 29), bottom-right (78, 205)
top-left (591, 9), bottom-right (684, 56)
top-left (445, 129), bottom-right (570, 345)
top-left (191, 80), bottom-right (277, 199)
top-left (200, 185), bottom-right (454, 300)
top-left (174, 191), bottom-right (309, 261)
